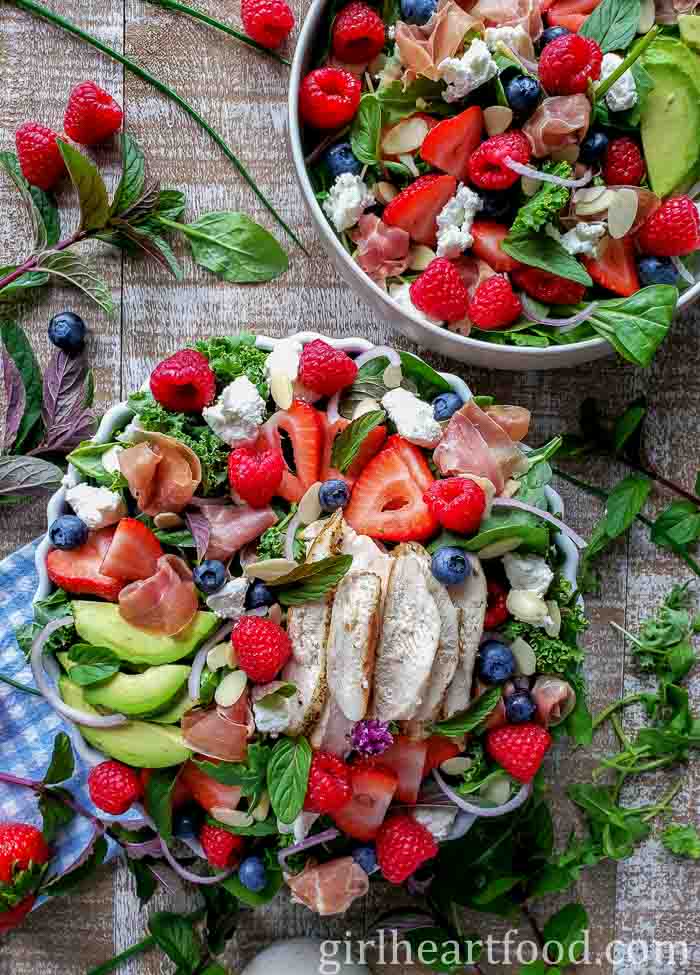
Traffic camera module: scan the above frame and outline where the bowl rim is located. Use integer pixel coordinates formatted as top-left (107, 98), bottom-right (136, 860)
top-left (287, 0), bottom-right (697, 360)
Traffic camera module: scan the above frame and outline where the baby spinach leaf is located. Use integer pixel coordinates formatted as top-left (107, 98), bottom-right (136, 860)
top-left (39, 790), bottom-right (75, 842)
top-left (501, 234), bottom-right (593, 286)
top-left (148, 911), bottom-right (202, 972)
top-left (542, 903), bottom-right (589, 961)
top-left (266, 736), bottom-right (312, 824)
top-left (165, 212), bottom-right (288, 283)
top-left (57, 139), bottom-right (110, 232)
top-left (332, 410), bottom-right (386, 472)
top-left (67, 644), bottom-right (121, 686)
top-left (351, 94), bottom-right (382, 165)
top-left (66, 442), bottom-right (121, 486)
top-left (1, 319), bottom-right (43, 453)
top-left (43, 732), bottom-right (75, 785)
top-left (652, 501), bottom-right (700, 549)
top-left (145, 769), bottom-right (181, 842)
top-left (604, 475), bottom-right (651, 537)
top-left (269, 554), bottom-right (353, 605)
top-left (110, 133), bottom-right (146, 216)
top-left (433, 687), bottom-right (503, 737)
top-left (429, 509), bottom-right (550, 556)
top-left (222, 868), bottom-right (283, 906)
top-left (375, 78), bottom-right (452, 124)
top-left (585, 285), bottom-right (677, 367)
top-left (580, 0), bottom-right (640, 53)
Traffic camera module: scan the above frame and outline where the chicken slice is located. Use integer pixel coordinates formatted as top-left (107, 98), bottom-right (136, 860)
top-left (310, 695), bottom-right (355, 757)
top-left (326, 570), bottom-right (382, 722)
top-left (442, 554), bottom-right (487, 719)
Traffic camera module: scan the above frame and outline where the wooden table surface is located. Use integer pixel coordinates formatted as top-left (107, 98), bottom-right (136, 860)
top-left (1, 2), bottom-right (699, 972)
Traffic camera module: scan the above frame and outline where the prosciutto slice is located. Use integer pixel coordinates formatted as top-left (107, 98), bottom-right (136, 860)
top-left (396, 0), bottom-right (479, 84)
top-left (523, 95), bottom-right (591, 159)
top-left (118, 554), bottom-right (199, 636)
top-left (472, 0), bottom-right (542, 39)
top-left (118, 431), bottom-right (201, 516)
top-left (181, 707), bottom-right (250, 763)
top-left (189, 501), bottom-right (277, 563)
top-left (433, 400), bottom-right (528, 494)
top-left (485, 405), bottom-right (531, 442)
top-left (286, 858), bottom-right (369, 916)
top-left (350, 215), bottom-right (410, 281)
top-left (532, 676), bottom-right (576, 726)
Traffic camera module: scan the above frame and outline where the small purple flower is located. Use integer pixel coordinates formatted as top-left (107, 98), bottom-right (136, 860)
top-left (350, 719), bottom-right (394, 756)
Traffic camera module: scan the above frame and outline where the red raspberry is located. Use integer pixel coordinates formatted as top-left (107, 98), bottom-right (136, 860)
top-left (241, 0), bottom-right (295, 50)
top-left (88, 761), bottom-right (143, 815)
top-left (637, 195), bottom-right (700, 258)
top-left (603, 137), bottom-right (645, 186)
top-left (486, 723), bottom-right (552, 782)
top-left (64, 82), bottom-right (123, 145)
top-left (304, 751), bottom-right (353, 813)
top-left (467, 274), bottom-right (523, 330)
top-left (467, 131), bottom-right (531, 191)
top-left (511, 266), bottom-right (586, 305)
top-left (150, 349), bottom-right (216, 413)
top-left (409, 258), bottom-right (470, 323)
top-left (424, 477), bottom-right (486, 534)
top-left (200, 824), bottom-right (245, 869)
top-left (332, 2), bottom-right (386, 63)
top-left (538, 33), bottom-right (602, 95)
top-left (0, 896), bottom-right (36, 933)
top-left (228, 444), bottom-right (285, 507)
top-left (376, 815), bottom-right (438, 884)
top-left (232, 616), bottom-right (293, 683)
top-left (483, 579), bottom-right (509, 629)
top-left (15, 122), bottom-right (66, 191)
top-left (299, 67), bottom-right (361, 129)
top-left (298, 339), bottom-right (358, 396)
top-left (0, 823), bottom-right (49, 885)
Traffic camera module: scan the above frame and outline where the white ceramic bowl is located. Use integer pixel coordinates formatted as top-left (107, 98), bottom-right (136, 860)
top-left (288, 5), bottom-right (696, 370)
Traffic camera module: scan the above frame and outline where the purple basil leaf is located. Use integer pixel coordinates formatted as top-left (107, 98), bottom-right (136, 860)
top-left (185, 509), bottom-right (211, 562)
top-left (2, 345), bottom-right (26, 453)
top-left (31, 350), bottom-right (96, 454)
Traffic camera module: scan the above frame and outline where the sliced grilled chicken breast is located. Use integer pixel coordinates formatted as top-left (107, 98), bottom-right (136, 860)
top-left (327, 570), bottom-right (382, 721)
top-left (310, 694), bottom-right (356, 757)
top-left (442, 554), bottom-right (487, 720)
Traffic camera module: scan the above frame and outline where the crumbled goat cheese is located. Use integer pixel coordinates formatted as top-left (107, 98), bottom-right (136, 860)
top-left (382, 387), bottom-right (443, 448)
top-left (598, 53), bottom-right (637, 113)
top-left (65, 483), bottom-right (126, 530)
top-left (436, 183), bottom-right (482, 258)
top-left (322, 173), bottom-right (375, 232)
top-left (439, 39), bottom-right (498, 104)
top-left (277, 812), bottom-right (320, 844)
top-left (205, 578), bottom-right (249, 619)
top-left (203, 376), bottom-right (266, 448)
top-left (503, 552), bottom-right (554, 598)
top-left (546, 221), bottom-right (607, 259)
top-left (389, 282), bottom-right (443, 327)
top-left (100, 445), bottom-right (124, 474)
top-left (412, 806), bottom-right (458, 842)
top-left (264, 336), bottom-right (303, 383)
top-left (484, 24), bottom-right (529, 53)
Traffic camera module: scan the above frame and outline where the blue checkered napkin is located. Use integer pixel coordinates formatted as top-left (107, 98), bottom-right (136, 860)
top-left (0, 540), bottom-right (121, 894)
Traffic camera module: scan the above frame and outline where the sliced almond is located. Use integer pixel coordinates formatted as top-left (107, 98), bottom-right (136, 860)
top-left (374, 181), bottom-right (398, 205)
top-left (551, 144), bottom-right (580, 163)
top-left (381, 116), bottom-right (429, 155)
top-left (206, 642), bottom-right (232, 672)
top-left (353, 396), bottom-right (381, 418)
top-left (270, 371), bottom-right (293, 410)
top-left (510, 636), bottom-right (537, 676)
top-left (409, 244), bottom-right (436, 271)
top-left (154, 512), bottom-right (184, 529)
top-left (215, 669), bottom-right (248, 708)
top-left (545, 600), bottom-right (562, 638)
top-left (210, 807), bottom-right (254, 828)
top-left (521, 175), bottom-right (541, 197)
top-left (477, 537), bottom-right (523, 559)
top-left (298, 481), bottom-right (322, 525)
top-left (440, 756), bottom-right (473, 775)
top-left (480, 774), bottom-right (512, 805)
top-left (269, 603), bottom-right (283, 625)
top-left (484, 105), bottom-right (513, 137)
top-left (607, 188), bottom-right (639, 239)
top-left (383, 364), bottom-right (403, 389)
top-left (244, 557), bottom-right (298, 582)
top-left (398, 153), bottom-right (420, 177)
top-left (575, 188), bottom-right (616, 217)
top-left (251, 791), bottom-right (271, 822)
top-left (638, 0), bottom-right (655, 32)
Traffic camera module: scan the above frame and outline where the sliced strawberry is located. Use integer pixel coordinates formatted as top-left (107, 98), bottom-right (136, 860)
top-left (344, 439), bottom-right (438, 542)
top-left (384, 435), bottom-right (435, 492)
top-left (547, 0), bottom-right (599, 15)
top-left (383, 173), bottom-right (457, 246)
top-left (378, 736), bottom-right (429, 804)
top-left (583, 235), bottom-right (640, 297)
top-left (423, 736), bottom-right (461, 778)
top-left (546, 10), bottom-right (587, 28)
top-left (331, 763), bottom-right (398, 841)
top-left (260, 399), bottom-right (324, 503)
top-left (101, 517), bottom-right (163, 582)
top-left (420, 106), bottom-right (483, 182)
top-left (471, 221), bottom-right (522, 273)
top-left (180, 759), bottom-right (242, 814)
top-left (47, 526), bottom-right (126, 601)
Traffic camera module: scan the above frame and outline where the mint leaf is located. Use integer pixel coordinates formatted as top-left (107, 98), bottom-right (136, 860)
top-left (67, 644), bottom-right (121, 686)
top-left (39, 789), bottom-right (75, 842)
top-left (604, 475), bottom-right (651, 537)
top-left (585, 285), bottom-right (677, 367)
top-left (43, 732), bottom-right (75, 785)
top-left (580, 0), bottom-right (640, 53)
top-left (510, 162), bottom-right (572, 237)
top-left (351, 94), bottom-right (382, 165)
top-left (169, 212), bottom-right (288, 283)
top-left (148, 912), bottom-right (202, 973)
top-left (0, 266), bottom-right (49, 306)
top-left (37, 251), bottom-right (115, 316)
top-left (652, 501), bottom-right (700, 549)
top-left (195, 743), bottom-right (271, 807)
top-left (433, 686), bottom-right (503, 737)
top-left (144, 768), bottom-right (181, 842)
top-left (661, 823), bottom-right (700, 859)
top-left (613, 400), bottom-right (646, 454)
top-left (110, 133), bottom-right (146, 216)
top-left (331, 410), bottom-right (386, 473)
top-left (125, 858), bottom-right (158, 905)
top-left (269, 554), bottom-right (353, 606)
top-left (501, 234), bottom-right (592, 286)
top-left (542, 903), bottom-right (589, 962)
top-left (0, 150), bottom-right (60, 248)
top-left (267, 736), bottom-right (312, 824)
top-left (57, 140), bottom-right (110, 232)
top-left (0, 455), bottom-right (63, 506)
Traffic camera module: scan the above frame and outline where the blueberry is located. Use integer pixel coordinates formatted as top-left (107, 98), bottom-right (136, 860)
top-left (238, 856), bottom-right (267, 893)
top-left (173, 804), bottom-right (204, 838)
top-left (478, 190), bottom-right (515, 222)
top-left (324, 142), bottom-right (362, 179)
top-left (432, 391), bottom-right (464, 421)
top-left (637, 255), bottom-right (680, 287)
top-left (503, 75), bottom-right (541, 116)
top-left (245, 579), bottom-right (276, 609)
top-left (49, 514), bottom-right (88, 551)
top-left (431, 547), bottom-right (470, 586)
top-left (478, 640), bottom-right (516, 684)
top-left (192, 560), bottom-right (226, 594)
top-left (537, 25), bottom-right (570, 52)
top-left (505, 690), bottom-right (537, 723)
top-left (319, 478), bottom-right (350, 512)
top-left (48, 311), bottom-right (86, 357)
top-left (352, 845), bottom-right (378, 874)
top-left (578, 130), bottom-right (609, 165)
top-left (400, 0), bottom-right (438, 24)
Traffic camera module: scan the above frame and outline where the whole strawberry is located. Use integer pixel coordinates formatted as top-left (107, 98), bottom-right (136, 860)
top-left (304, 751), bottom-right (353, 814)
top-left (467, 275), bottom-right (522, 330)
top-left (376, 814), bottom-right (438, 884)
top-left (0, 822), bottom-right (49, 931)
top-left (232, 616), bottom-right (292, 683)
top-left (242, 0), bottom-right (295, 50)
top-left (486, 722), bottom-right (552, 782)
top-left (332, 2), bottom-right (386, 63)
top-left (603, 137), bottom-right (645, 187)
top-left (200, 824), bottom-right (245, 869)
top-left (410, 257), bottom-right (470, 323)
top-left (15, 122), bottom-right (66, 191)
top-left (88, 760), bottom-right (143, 815)
top-left (298, 339), bottom-right (358, 396)
top-left (64, 82), bottom-right (123, 145)
top-left (637, 195), bottom-right (700, 257)
top-left (228, 444), bottom-right (285, 507)
top-left (538, 33), bottom-right (602, 95)
top-left (150, 348), bottom-right (216, 413)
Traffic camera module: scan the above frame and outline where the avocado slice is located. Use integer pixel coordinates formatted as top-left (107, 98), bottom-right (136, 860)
top-left (680, 15), bottom-right (700, 52)
top-left (59, 676), bottom-right (192, 768)
top-left (71, 602), bottom-right (218, 666)
top-left (84, 664), bottom-right (191, 717)
top-left (148, 689), bottom-right (194, 724)
top-left (641, 38), bottom-right (700, 196)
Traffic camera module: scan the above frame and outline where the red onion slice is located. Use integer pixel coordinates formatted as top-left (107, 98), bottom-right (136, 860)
top-left (433, 769), bottom-right (531, 817)
top-left (277, 827), bottom-right (340, 869)
top-left (521, 294), bottom-right (599, 329)
top-left (239, 542), bottom-right (259, 569)
top-left (187, 621), bottom-right (235, 702)
top-left (503, 45), bottom-right (539, 76)
top-left (32, 617), bottom-right (128, 728)
top-left (504, 157), bottom-right (593, 188)
top-left (284, 510), bottom-right (303, 562)
top-left (671, 256), bottom-right (695, 285)
top-left (158, 837), bottom-right (234, 884)
top-left (124, 838), bottom-right (165, 860)
top-left (328, 345), bottom-right (401, 421)
top-left (492, 497), bottom-right (587, 549)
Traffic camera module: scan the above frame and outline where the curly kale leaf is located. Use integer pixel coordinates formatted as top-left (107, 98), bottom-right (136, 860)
top-left (509, 162), bottom-right (573, 237)
top-left (501, 619), bottom-right (585, 674)
top-left (257, 506), bottom-right (304, 561)
top-left (194, 333), bottom-right (269, 396)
